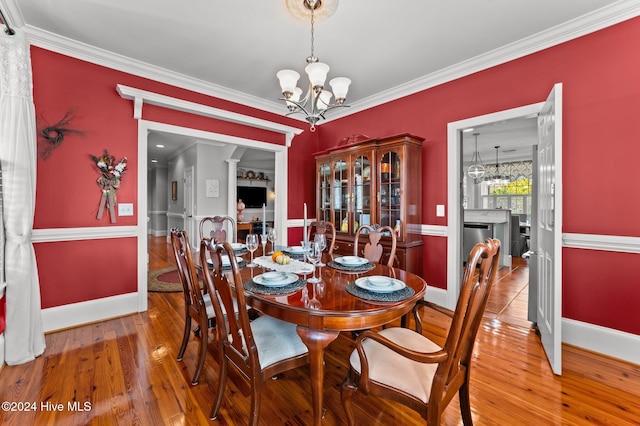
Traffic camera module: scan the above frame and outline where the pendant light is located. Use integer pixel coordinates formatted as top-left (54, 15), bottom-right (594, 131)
top-left (467, 133), bottom-right (485, 179)
top-left (486, 146), bottom-right (510, 185)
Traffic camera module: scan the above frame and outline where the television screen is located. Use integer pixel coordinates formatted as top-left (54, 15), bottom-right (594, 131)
top-left (237, 186), bottom-right (267, 208)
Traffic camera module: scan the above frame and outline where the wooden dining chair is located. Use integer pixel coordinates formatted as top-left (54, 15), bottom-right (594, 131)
top-left (170, 228), bottom-right (215, 385)
top-left (200, 240), bottom-right (310, 426)
top-left (341, 239), bottom-right (501, 425)
top-left (306, 220), bottom-right (337, 259)
top-left (199, 215), bottom-right (236, 243)
top-left (354, 224), bottom-right (397, 267)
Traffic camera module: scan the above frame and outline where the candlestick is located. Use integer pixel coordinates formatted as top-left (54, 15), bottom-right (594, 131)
top-left (262, 204), bottom-right (266, 238)
top-left (303, 203), bottom-right (307, 244)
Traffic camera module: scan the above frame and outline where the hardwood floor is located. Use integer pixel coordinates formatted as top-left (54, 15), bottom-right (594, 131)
top-left (0, 236), bottom-right (638, 425)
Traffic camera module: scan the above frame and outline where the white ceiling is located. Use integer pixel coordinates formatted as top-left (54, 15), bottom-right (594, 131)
top-left (1, 0), bottom-right (635, 166)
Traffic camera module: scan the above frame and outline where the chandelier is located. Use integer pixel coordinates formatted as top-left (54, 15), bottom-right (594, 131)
top-left (467, 133), bottom-right (486, 179)
top-left (485, 146), bottom-right (510, 185)
top-left (276, 0), bottom-right (351, 132)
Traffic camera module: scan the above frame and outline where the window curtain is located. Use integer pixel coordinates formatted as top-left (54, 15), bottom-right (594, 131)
top-left (0, 29), bottom-right (45, 364)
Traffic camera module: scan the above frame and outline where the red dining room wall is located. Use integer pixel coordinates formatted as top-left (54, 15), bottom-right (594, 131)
top-left (317, 17), bottom-right (640, 335)
top-left (30, 46), bottom-right (313, 309)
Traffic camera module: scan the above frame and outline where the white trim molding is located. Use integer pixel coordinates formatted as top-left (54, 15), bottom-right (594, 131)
top-left (563, 318), bottom-right (640, 365)
top-left (42, 293), bottom-right (139, 333)
top-left (116, 85), bottom-right (304, 147)
top-left (563, 233), bottom-right (640, 254)
top-left (32, 226), bottom-right (137, 242)
top-left (12, 2), bottom-right (637, 128)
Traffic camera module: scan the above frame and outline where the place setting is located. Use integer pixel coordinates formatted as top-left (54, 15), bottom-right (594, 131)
top-left (345, 275), bottom-right (415, 302)
top-left (244, 271), bottom-right (307, 295)
top-left (328, 255), bottom-right (376, 273)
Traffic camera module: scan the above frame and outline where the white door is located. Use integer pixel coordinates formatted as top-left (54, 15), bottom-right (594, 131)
top-left (536, 83), bottom-right (563, 375)
top-left (183, 167), bottom-right (196, 246)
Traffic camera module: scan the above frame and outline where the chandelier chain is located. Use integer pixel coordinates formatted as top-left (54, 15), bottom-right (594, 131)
top-left (310, 1), bottom-right (315, 59)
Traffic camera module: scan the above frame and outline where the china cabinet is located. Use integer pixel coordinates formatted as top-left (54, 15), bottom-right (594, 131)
top-left (315, 134), bottom-right (423, 275)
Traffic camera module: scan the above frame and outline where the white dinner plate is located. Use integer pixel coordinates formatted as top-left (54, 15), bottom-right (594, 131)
top-left (230, 243), bottom-right (246, 251)
top-left (355, 276), bottom-right (405, 293)
top-left (253, 272), bottom-right (299, 287)
top-left (335, 256), bottom-right (369, 266)
top-left (208, 256), bottom-right (244, 267)
top-left (285, 246), bottom-right (306, 254)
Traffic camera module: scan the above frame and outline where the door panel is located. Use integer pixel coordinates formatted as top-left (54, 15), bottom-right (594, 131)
top-left (536, 83), bottom-right (563, 375)
top-left (183, 167), bottom-right (195, 247)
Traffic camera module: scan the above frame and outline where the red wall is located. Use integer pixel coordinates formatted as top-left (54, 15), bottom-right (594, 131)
top-left (31, 47), bottom-right (315, 306)
top-left (30, 18), bottom-right (640, 335)
top-left (316, 18), bottom-right (640, 335)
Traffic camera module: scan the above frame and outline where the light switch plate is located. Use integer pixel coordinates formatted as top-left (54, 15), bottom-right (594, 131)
top-left (206, 179), bottom-right (220, 197)
top-left (436, 204), bottom-right (445, 217)
top-left (118, 203), bottom-right (134, 216)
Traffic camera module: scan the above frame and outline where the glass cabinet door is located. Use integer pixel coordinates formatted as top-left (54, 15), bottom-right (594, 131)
top-left (332, 159), bottom-right (349, 233)
top-left (378, 149), bottom-right (401, 234)
top-left (318, 162), bottom-right (332, 222)
top-left (352, 152), bottom-right (371, 233)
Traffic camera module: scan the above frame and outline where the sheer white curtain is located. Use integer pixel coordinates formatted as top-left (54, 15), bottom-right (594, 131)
top-left (0, 29), bottom-right (45, 364)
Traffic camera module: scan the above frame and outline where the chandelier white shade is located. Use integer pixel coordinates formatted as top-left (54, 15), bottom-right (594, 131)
top-left (277, 0), bottom-right (351, 131)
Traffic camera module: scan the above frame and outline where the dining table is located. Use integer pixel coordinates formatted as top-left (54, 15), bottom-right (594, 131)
top-left (199, 244), bottom-right (427, 425)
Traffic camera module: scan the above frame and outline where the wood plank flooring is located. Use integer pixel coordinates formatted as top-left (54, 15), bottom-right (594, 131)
top-left (0, 236), bottom-right (638, 425)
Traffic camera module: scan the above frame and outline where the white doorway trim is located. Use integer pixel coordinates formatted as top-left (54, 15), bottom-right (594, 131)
top-left (446, 102), bottom-right (544, 310)
top-left (136, 119), bottom-right (289, 312)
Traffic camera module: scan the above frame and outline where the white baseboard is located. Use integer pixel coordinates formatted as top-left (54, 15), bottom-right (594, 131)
top-left (41, 293), bottom-right (139, 333)
top-left (423, 286), bottom-right (448, 308)
top-left (563, 318), bottom-right (640, 365)
top-left (149, 229), bottom-right (167, 237)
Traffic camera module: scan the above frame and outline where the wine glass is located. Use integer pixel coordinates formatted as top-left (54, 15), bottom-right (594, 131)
top-left (314, 234), bottom-right (327, 266)
top-left (260, 234), bottom-right (267, 257)
top-left (246, 234), bottom-right (259, 268)
top-left (306, 241), bottom-right (322, 283)
top-left (267, 227), bottom-right (277, 254)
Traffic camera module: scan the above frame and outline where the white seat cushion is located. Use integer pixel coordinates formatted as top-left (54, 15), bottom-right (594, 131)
top-left (349, 327), bottom-right (441, 403)
top-left (250, 315), bottom-right (308, 369)
top-left (202, 293), bottom-right (246, 319)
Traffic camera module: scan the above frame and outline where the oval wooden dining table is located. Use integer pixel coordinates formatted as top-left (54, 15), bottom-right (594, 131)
top-left (202, 249), bottom-right (427, 425)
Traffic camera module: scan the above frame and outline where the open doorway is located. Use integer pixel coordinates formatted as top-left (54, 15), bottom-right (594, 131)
top-left (137, 120), bottom-right (289, 313)
top-left (461, 118), bottom-right (537, 328)
top-left (446, 102), bottom-right (545, 319)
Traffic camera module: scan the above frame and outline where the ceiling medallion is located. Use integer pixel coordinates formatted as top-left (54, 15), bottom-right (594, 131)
top-left (285, 0), bottom-right (338, 22)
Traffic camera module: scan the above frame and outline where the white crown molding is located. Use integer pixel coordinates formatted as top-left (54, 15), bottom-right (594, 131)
top-left (328, 0), bottom-right (640, 121)
top-left (563, 233), bottom-right (640, 253)
top-left (8, 1), bottom-right (637, 125)
top-left (20, 23), bottom-right (288, 115)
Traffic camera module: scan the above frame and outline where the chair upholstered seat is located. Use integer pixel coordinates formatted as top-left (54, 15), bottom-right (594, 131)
top-left (341, 239), bottom-right (501, 426)
top-left (349, 327), bottom-right (440, 404)
top-left (201, 240), bottom-right (310, 425)
top-left (248, 315), bottom-right (308, 369)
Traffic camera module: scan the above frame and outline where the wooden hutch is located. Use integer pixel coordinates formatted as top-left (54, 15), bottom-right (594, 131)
top-left (315, 133), bottom-right (423, 276)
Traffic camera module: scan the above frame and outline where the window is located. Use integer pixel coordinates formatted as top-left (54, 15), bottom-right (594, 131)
top-left (482, 176), bottom-right (532, 222)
